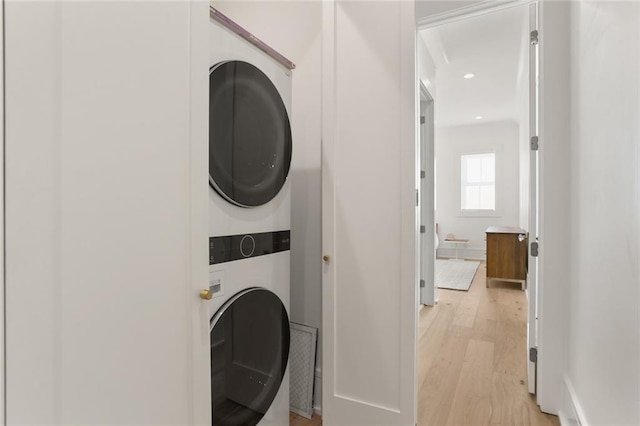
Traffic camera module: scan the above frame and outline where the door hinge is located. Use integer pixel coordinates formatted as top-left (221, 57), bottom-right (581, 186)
top-left (530, 136), bottom-right (539, 151)
top-left (531, 242), bottom-right (539, 257)
top-left (420, 225), bottom-right (426, 234)
top-left (420, 279), bottom-right (425, 288)
top-left (420, 116), bottom-right (425, 125)
top-left (416, 189), bottom-right (419, 206)
top-left (530, 30), bottom-right (539, 45)
top-left (421, 170), bottom-right (426, 179)
top-left (529, 347), bottom-right (538, 363)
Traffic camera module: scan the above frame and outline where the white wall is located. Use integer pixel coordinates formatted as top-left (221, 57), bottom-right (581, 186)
top-left (435, 121), bottom-right (521, 259)
top-left (212, 1), bottom-right (324, 413)
top-left (565, 1), bottom-right (640, 424)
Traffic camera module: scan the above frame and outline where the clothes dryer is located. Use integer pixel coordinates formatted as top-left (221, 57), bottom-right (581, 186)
top-left (208, 13), bottom-right (292, 426)
top-left (208, 18), bottom-right (292, 238)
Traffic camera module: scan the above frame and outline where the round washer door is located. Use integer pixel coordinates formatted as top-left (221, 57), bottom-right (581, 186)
top-left (210, 288), bottom-right (290, 426)
top-left (209, 61), bottom-right (292, 207)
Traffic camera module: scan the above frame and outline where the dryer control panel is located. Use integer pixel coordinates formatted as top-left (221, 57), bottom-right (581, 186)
top-left (209, 230), bottom-right (290, 265)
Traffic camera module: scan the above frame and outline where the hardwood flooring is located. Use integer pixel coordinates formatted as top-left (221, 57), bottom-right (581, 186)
top-left (418, 262), bottom-right (559, 426)
top-left (290, 412), bottom-right (322, 426)
top-left (291, 262), bottom-right (558, 425)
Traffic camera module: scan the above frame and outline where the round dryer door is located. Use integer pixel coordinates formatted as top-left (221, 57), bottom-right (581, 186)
top-left (210, 288), bottom-right (290, 426)
top-left (209, 61), bottom-right (292, 207)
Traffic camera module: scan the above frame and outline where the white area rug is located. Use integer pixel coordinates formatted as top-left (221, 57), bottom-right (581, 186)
top-left (435, 259), bottom-right (480, 291)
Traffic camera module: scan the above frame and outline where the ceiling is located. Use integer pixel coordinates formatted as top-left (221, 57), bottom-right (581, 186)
top-left (419, 6), bottom-right (528, 127)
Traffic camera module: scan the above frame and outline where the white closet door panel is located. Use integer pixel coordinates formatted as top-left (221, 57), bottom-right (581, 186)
top-left (5, 2), bottom-right (209, 424)
top-left (322, 1), bottom-right (418, 424)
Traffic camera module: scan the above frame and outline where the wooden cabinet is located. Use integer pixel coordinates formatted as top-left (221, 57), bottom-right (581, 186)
top-left (486, 226), bottom-right (528, 287)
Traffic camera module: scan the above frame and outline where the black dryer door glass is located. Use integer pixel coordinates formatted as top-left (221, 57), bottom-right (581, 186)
top-left (209, 61), bottom-right (292, 207)
top-left (210, 288), bottom-right (290, 426)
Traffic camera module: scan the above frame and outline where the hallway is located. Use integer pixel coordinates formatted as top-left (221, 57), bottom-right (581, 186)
top-left (418, 263), bottom-right (559, 425)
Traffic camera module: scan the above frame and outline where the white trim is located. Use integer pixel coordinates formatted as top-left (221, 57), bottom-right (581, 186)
top-left (455, 143), bottom-right (505, 218)
top-left (559, 376), bottom-right (588, 426)
top-left (419, 82), bottom-right (436, 307)
top-left (0, 0), bottom-right (5, 422)
top-left (419, 80), bottom-right (433, 103)
top-left (313, 367), bottom-right (322, 416)
top-left (526, 0), bottom-right (539, 397)
top-left (536, 0), bottom-right (570, 414)
top-left (417, 0), bottom-right (535, 29)
top-left (187, 3), bottom-right (211, 423)
top-left (419, 29), bottom-right (448, 67)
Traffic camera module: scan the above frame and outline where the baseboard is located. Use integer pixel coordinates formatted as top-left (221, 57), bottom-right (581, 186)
top-left (436, 247), bottom-right (486, 261)
top-left (559, 375), bottom-right (588, 426)
top-left (313, 367), bottom-right (322, 416)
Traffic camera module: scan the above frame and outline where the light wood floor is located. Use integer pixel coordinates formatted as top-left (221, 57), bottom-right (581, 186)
top-left (291, 262), bottom-right (557, 426)
top-left (418, 262), bottom-right (558, 426)
top-left (290, 412), bottom-right (322, 426)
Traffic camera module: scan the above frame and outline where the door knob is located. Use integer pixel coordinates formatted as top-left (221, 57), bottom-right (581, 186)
top-left (323, 255), bottom-right (330, 262)
top-left (200, 289), bottom-right (213, 300)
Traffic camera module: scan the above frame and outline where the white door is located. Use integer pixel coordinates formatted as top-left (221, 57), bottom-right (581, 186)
top-left (4, 2), bottom-right (210, 423)
top-left (420, 85), bottom-right (436, 306)
top-left (527, 2), bottom-right (540, 395)
top-left (0, 0), bottom-right (5, 421)
top-left (321, 1), bottom-right (418, 424)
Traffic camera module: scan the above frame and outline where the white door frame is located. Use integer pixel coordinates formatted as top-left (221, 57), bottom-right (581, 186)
top-left (419, 82), bottom-right (436, 307)
top-left (0, 0), bottom-right (5, 422)
top-left (526, 1), bottom-right (540, 395)
top-left (417, 0), bottom-right (545, 405)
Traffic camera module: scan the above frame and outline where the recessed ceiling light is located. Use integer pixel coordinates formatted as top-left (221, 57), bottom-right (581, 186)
top-left (464, 73), bottom-right (475, 79)
top-left (475, 116), bottom-right (483, 120)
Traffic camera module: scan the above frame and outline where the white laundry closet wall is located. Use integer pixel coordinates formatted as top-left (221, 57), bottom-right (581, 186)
top-left (213, 1), bottom-right (324, 414)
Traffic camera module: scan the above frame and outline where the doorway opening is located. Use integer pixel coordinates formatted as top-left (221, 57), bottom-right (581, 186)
top-left (416, 2), bottom-right (549, 423)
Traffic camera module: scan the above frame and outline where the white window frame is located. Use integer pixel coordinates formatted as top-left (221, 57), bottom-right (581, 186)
top-left (460, 152), bottom-right (496, 214)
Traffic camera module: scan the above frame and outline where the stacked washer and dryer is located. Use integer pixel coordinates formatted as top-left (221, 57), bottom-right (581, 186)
top-left (207, 12), bottom-right (293, 426)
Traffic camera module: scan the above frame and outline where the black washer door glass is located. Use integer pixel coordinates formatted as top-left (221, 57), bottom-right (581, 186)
top-left (209, 61), bottom-right (292, 207)
top-left (210, 288), bottom-right (290, 426)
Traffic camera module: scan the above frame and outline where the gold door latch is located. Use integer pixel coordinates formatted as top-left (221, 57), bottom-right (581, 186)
top-left (323, 255), bottom-right (330, 262)
top-left (200, 289), bottom-right (213, 300)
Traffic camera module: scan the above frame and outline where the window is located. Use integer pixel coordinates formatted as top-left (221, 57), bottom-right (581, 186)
top-left (461, 153), bottom-right (495, 211)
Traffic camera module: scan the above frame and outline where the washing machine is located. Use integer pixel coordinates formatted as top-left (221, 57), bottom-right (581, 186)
top-left (207, 12), bottom-right (292, 426)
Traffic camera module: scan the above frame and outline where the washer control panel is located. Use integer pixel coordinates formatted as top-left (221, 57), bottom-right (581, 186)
top-left (209, 230), bottom-right (290, 265)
